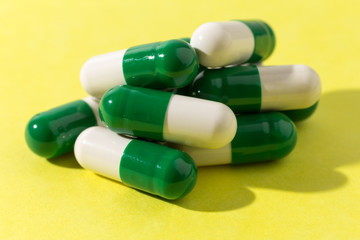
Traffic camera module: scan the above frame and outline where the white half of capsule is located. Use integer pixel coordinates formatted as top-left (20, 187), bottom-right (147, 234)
top-left (170, 143), bottom-right (232, 166)
top-left (259, 65), bottom-right (322, 110)
top-left (82, 96), bottom-right (104, 126)
top-left (74, 126), bottom-right (132, 181)
top-left (163, 95), bottom-right (237, 149)
top-left (190, 21), bottom-right (254, 68)
top-left (80, 50), bottom-right (127, 98)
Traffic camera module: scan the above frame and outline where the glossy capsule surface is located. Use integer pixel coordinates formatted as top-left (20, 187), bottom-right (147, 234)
top-left (80, 39), bottom-right (199, 98)
top-left (191, 20), bottom-right (275, 67)
top-left (171, 112), bottom-right (297, 166)
top-left (190, 64), bottom-right (321, 114)
top-left (75, 127), bottom-right (197, 200)
top-left (99, 85), bottom-right (237, 149)
top-left (25, 97), bottom-right (101, 158)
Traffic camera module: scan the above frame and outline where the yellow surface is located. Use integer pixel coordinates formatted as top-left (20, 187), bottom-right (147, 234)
top-left (1, 0), bottom-right (360, 239)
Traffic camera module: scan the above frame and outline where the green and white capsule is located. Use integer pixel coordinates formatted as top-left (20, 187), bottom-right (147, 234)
top-left (25, 97), bottom-right (102, 159)
top-left (171, 112), bottom-right (297, 166)
top-left (190, 20), bottom-right (275, 67)
top-left (190, 64), bottom-right (321, 114)
top-left (99, 85), bottom-right (237, 149)
top-left (80, 39), bottom-right (199, 98)
top-left (74, 127), bottom-right (197, 200)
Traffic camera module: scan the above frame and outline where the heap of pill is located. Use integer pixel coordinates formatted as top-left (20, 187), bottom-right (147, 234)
top-left (25, 20), bottom-right (321, 200)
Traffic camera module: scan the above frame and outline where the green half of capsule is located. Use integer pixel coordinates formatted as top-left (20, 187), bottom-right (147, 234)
top-left (231, 112), bottom-right (297, 164)
top-left (121, 139), bottom-right (197, 200)
top-left (25, 100), bottom-right (97, 158)
top-left (236, 20), bottom-right (276, 63)
top-left (99, 85), bottom-right (172, 140)
top-left (123, 39), bottom-right (199, 89)
top-left (190, 65), bottom-right (262, 112)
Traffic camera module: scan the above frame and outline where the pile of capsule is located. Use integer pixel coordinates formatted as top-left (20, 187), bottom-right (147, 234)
top-left (25, 20), bottom-right (321, 200)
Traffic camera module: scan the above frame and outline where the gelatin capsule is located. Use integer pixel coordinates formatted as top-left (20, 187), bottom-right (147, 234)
top-left (81, 39), bottom-right (199, 98)
top-left (75, 127), bottom-right (197, 200)
top-left (99, 85), bottom-right (237, 149)
top-left (170, 112), bottom-right (297, 166)
top-left (190, 64), bottom-right (321, 113)
top-left (191, 20), bottom-right (275, 67)
top-left (25, 97), bottom-right (101, 158)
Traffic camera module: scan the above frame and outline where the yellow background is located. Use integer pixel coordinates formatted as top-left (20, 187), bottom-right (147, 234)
top-left (1, 0), bottom-right (360, 239)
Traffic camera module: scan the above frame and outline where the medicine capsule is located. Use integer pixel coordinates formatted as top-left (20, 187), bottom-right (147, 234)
top-left (80, 39), bottom-right (199, 98)
top-left (190, 20), bottom-right (275, 67)
top-left (74, 127), bottom-right (197, 200)
top-left (190, 64), bottom-right (321, 112)
top-left (99, 85), bottom-right (237, 149)
top-left (25, 97), bottom-right (102, 158)
top-left (170, 112), bottom-right (297, 166)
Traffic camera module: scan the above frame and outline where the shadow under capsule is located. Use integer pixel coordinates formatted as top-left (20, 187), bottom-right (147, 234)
top-left (47, 152), bottom-right (82, 169)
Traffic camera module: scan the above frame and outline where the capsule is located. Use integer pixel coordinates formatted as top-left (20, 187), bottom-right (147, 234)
top-left (99, 85), bottom-right (237, 149)
top-left (25, 97), bottom-right (102, 158)
top-left (80, 39), bottom-right (199, 98)
top-left (170, 112), bottom-right (297, 166)
top-left (190, 64), bottom-right (321, 113)
top-left (75, 127), bottom-right (197, 200)
top-left (190, 20), bottom-right (275, 67)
